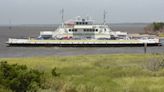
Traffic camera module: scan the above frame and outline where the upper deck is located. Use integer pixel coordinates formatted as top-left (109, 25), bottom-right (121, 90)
top-left (64, 16), bottom-right (94, 26)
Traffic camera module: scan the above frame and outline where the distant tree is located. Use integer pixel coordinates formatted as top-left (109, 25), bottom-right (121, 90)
top-left (144, 22), bottom-right (164, 34)
top-left (152, 22), bottom-right (164, 31)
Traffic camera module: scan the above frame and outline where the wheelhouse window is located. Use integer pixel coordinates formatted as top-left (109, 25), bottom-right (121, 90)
top-left (76, 22), bottom-right (88, 25)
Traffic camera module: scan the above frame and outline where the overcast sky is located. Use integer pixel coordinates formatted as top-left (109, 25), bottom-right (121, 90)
top-left (0, 0), bottom-right (164, 24)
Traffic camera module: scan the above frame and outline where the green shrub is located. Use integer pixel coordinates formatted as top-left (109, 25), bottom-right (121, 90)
top-left (52, 67), bottom-right (60, 77)
top-left (0, 61), bottom-right (43, 92)
top-left (0, 85), bottom-right (12, 92)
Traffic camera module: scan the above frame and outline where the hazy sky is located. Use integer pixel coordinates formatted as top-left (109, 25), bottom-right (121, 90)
top-left (0, 0), bottom-right (164, 24)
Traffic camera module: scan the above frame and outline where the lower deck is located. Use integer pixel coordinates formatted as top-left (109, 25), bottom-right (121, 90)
top-left (8, 43), bottom-right (161, 47)
top-left (7, 39), bottom-right (161, 47)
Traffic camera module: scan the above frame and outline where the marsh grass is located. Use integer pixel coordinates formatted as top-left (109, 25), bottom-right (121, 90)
top-left (0, 54), bottom-right (164, 92)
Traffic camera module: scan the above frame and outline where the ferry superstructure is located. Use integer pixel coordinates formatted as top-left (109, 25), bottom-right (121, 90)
top-left (39, 16), bottom-right (126, 40)
top-left (6, 16), bottom-right (161, 47)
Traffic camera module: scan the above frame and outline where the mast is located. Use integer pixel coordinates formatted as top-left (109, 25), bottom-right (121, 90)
top-left (103, 10), bottom-right (107, 25)
top-left (61, 8), bottom-right (64, 27)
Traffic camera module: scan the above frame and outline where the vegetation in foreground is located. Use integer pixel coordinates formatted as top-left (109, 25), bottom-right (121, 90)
top-left (0, 61), bottom-right (43, 92)
top-left (0, 54), bottom-right (164, 92)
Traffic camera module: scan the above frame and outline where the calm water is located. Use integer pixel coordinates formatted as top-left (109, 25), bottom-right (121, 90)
top-left (0, 25), bottom-right (163, 58)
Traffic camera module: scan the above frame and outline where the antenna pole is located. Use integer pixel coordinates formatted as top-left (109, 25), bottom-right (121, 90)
top-left (9, 19), bottom-right (12, 30)
top-left (61, 8), bottom-right (64, 27)
top-left (103, 10), bottom-right (107, 25)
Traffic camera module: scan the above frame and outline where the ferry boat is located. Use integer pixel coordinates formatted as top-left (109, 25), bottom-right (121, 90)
top-left (6, 16), bottom-right (161, 47)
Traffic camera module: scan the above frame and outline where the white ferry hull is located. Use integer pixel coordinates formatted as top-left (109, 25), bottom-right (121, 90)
top-left (6, 38), bottom-right (162, 47)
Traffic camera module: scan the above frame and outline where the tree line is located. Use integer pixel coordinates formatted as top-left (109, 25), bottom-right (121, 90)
top-left (145, 22), bottom-right (164, 34)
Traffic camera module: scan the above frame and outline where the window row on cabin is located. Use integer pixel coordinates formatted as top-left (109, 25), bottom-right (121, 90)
top-left (69, 29), bottom-right (77, 32)
top-left (76, 22), bottom-right (88, 25)
top-left (84, 29), bottom-right (98, 32)
top-left (69, 29), bottom-right (98, 32)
